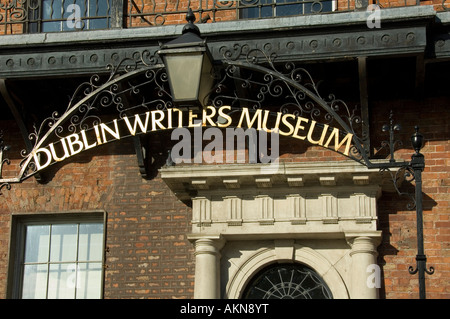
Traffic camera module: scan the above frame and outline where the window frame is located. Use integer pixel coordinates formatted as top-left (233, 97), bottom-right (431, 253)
top-left (26, 0), bottom-right (114, 33)
top-left (242, 262), bottom-right (333, 299)
top-left (7, 211), bottom-right (107, 299)
top-left (238, 0), bottom-right (337, 20)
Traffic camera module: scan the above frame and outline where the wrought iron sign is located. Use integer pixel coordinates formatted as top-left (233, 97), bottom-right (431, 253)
top-left (0, 36), bottom-right (365, 191)
top-left (0, 57), bottom-right (364, 187)
top-left (0, 9), bottom-right (434, 298)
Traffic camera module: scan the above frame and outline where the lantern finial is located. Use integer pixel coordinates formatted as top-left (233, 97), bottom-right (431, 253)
top-left (182, 8), bottom-right (200, 36)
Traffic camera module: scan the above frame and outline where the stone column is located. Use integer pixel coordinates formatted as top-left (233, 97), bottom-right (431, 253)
top-left (348, 233), bottom-right (381, 299)
top-left (191, 235), bottom-right (225, 299)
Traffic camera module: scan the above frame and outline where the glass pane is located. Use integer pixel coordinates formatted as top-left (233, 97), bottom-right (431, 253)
top-left (47, 263), bottom-right (77, 299)
top-left (243, 263), bottom-right (333, 299)
top-left (50, 224), bottom-right (78, 262)
top-left (321, 0), bottom-right (334, 12)
top-left (42, 21), bottom-right (61, 32)
top-left (76, 263), bottom-right (102, 299)
top-left (43, 0), bottom-right (62, 20)
top-left (241, 0), bottom-right (274, 19)
top-left (165, 54), bottom-right (203, 101)
top-left (304, 0), bottom-right (333, 14)
top-left (42, 0), bottom-right (62, 32)
top-left (41, 0), bottom-right (111, 31)
top-left (22, 264), bottom-right (48, 299)
top-left (78, 223), bottom-right (103, 261)
top-left (90, 0), bottom-right (110, 16)
top-left (262, 0), bottom-right (274, 18)
top-left (24, 225), bottom-right (50, 263)
top-left (89, 17), bottom-right (108, 30)
top-left (87, 0), bottom-right (110, 29)
top-left (276, 0), bottom-right (303, 16)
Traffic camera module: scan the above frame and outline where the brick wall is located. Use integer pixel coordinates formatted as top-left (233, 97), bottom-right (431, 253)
top-left (371, 97), bottom-right (450, 299)
top-left (0, 126), bottom-right (195, 299)
top-left (102, 147), bottom-right (194, 298)
top-left (0, 93), bottom-right (448, 298)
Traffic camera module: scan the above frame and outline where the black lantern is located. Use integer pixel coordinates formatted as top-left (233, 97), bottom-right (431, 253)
top-left (158, 9), bottom-right (214, 109)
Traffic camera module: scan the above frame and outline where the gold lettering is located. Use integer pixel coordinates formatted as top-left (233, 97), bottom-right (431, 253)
top-left (167, 108), bottom-right (183, 129)
top-left (217, 106), bottom-right (232, 128)
top-left (237, 108), bottom-right (262, 130)
top-left (151, 110), bottom-right (166, 131)
top-left (49, 139), bottom-right (70, 162)
top-left (202, 106), bottom-right (216, 127)
top-left (81, 130), bottom-right (97, 150)
top-left (292, 116), bottom-right (309, 140)
top-left (263, 111), bottom-right (282, 133)
top-left (28, 108), bottom-right (357, 174)
top-left (307, 120), bottom-right (329, 146)
top-left (100, 119), bottom-right (120, 143)
top-left (124, 112), bottom-right (150, 135)
top-left (66, 133), bottom-right (84, 156)
top-left (188, 109), bottom-right (202, 127)
top-left (279, 113), bottom-right (295, 136)
top-left (33, 147), bottom-right (53, 171)
top-left (93, 125), bottom-right (103, 145)
top-left (323, 128), bottom-right (353, 156)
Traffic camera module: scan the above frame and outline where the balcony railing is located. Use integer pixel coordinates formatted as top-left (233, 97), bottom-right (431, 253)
top-left (0, 0), bottom-right (448, 35)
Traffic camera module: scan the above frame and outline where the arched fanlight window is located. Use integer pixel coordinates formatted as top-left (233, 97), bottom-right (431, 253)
top-left (242, 263), bottom-right (333, 299)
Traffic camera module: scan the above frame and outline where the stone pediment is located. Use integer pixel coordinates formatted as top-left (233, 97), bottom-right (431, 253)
top-left (161, 161), bottom-right (399, 239)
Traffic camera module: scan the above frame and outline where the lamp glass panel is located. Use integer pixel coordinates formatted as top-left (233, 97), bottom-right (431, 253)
top-left (165, 53), bottom-right (203, 101)
top-left (198, 55), bottom-right (213, 106)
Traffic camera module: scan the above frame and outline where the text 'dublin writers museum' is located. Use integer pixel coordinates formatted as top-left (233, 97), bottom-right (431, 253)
top-left (0, 0), bottom-right (448, 299)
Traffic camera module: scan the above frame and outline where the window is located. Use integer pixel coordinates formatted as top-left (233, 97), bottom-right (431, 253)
top-left (239, 0), bottom-right (335, 19)
top-left (8, 214), bottom-right (105, 299)
top-left (242, 263), bottom-right (333, 299)
top-left (28, 0), bottom-right (112, 33)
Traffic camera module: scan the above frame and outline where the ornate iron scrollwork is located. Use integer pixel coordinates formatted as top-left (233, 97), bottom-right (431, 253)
top-left (380, 165), bottom-right (416, 210)
top-left (242, 263), bottom-right (333, 299)
top-left (211, 44), bottom-right (369, 164)
top-left (0, 130), bottom-right (12, 194)
top-left (0, 36), bottom-right (416, 193)
top-left (0, 40), bottom-right (385, 191)
top-left (0, 52), bottom-right (169, 187)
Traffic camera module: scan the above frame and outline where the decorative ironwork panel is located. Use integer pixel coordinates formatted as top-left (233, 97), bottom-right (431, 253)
top-left (0, 46), bottom-right (372, 193)
top-left (0, 0), bottom-right (112, 35)
top-left (2, 0), bottom-right (443, 35)
top-left (124, 0), bottom-right (437, 28)
top-left (126, 0), bottom-right (339, 27)
top-left (242, 263), bottom-right (333, 299)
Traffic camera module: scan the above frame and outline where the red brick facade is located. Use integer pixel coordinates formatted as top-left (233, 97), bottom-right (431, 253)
top-left (0, 126), bottom-right (196, 298)
top-left (371, 98), bottom-right (450, 299)
top-left (0, 93), bottom-right (448, 299)
top-left (0, 1), bottom-right (449, 301)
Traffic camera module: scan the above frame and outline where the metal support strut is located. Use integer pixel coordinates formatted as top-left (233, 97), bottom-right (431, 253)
top-left (408, 126), bottom-right (435, 299)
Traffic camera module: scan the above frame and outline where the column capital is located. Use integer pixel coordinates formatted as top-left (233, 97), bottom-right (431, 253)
top-left (187, 234), bottom-right (226, 256)
top-left (345, 231), bottom-right (382, 250)
top-left (188, 234), bottom-right (225, 299)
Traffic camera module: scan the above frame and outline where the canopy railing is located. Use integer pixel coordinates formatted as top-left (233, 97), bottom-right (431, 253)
top-left (1, 0), bottom-right (447, 35)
